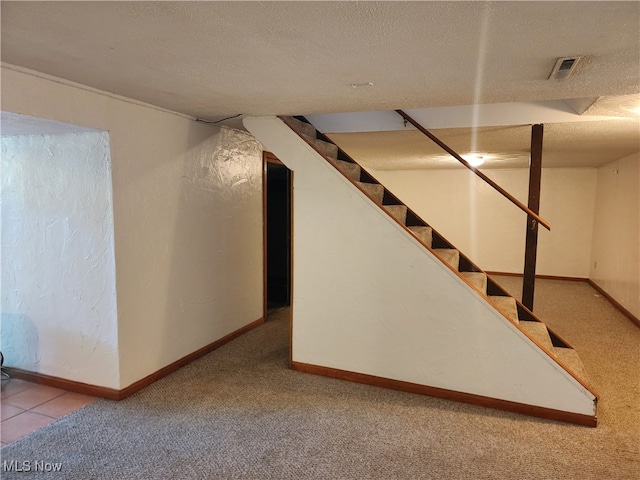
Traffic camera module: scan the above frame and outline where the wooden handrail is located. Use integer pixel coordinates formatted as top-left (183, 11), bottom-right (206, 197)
top-left (395, 110), bottom-right (551, 231)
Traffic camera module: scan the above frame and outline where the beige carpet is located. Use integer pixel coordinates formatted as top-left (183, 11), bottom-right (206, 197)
top-left (1, 277), bottom-right (638, 479)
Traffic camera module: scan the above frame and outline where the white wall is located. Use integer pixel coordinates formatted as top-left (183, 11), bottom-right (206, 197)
top-left (1, 65), bottom-right (264, 389)
top-left (245, 116), bottom-right (596, 417)
top-left (590, 153), bottom-right (640, 319)
top-left (368, 167), bottom-right (597, 277)
top-left (1, 132), bottom-right (119, 388)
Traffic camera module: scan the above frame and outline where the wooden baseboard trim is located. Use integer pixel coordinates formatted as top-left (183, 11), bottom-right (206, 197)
top-left (4, 317), bottom-right (266, 401)
top-left (3, 367), bottom-right (122, 400)
top-left (587, 280), bottom-right (640, 329)
top-left (485, 271), bottom-right (588, 282)
top-left (290, 361), bottom-right (597, 427)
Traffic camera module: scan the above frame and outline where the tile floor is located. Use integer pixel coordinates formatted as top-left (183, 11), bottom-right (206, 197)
top-left (1, 377), bottom-right (96, 447)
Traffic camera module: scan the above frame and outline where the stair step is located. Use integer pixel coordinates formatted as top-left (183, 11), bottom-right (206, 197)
top-left (433, 249), bottom-right (459, 270)
top-left (383, 204), bottom-right (408, 224)
top-left (554, 347), bottom-right (592, 388)
top-left (330, 159), bottom-right (361, 182)
top-left (301, 133), bottom-right (338, 158)
top-left (408, 226), bottom-right (433, 248)
top-left (282, 116), bottom-right (317, 137)
top-left (519, 321), bottom-right (555, 353)
top-left (489, 295), bottom-right (519, 322)
top-left (461, 271), bottom-right (487, 294)
top-left (356, 181), bottom-right (385, 204)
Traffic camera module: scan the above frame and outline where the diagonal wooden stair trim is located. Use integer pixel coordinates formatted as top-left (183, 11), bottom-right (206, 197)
top-left (279, 115), bottom-right (598, 399)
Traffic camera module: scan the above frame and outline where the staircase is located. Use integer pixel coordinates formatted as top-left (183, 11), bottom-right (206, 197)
top-left (245, 114), bottom-right (598, 426)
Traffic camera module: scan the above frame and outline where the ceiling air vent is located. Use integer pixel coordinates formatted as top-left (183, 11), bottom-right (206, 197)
top-left (548, 56), bottom-right (583, 80)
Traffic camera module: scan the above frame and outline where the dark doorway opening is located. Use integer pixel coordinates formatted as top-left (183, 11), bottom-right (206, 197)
top-left (265, 154), bottom-right (292, 309)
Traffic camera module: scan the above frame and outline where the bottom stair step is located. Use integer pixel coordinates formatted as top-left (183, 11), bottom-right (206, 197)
top-left (489, 295), bottom-right (518, 323)
top-left (519, 321), bottom-right (555, 353)
top-left (554, 347), bottom-right (592, 388)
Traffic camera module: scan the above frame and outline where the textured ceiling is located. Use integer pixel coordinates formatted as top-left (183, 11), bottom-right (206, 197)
top-left (1, 1), bottom-right (639, 168)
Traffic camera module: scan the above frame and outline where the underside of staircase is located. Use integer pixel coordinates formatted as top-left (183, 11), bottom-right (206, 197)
top-left (245, 114), bottom-right (598, 427)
